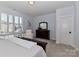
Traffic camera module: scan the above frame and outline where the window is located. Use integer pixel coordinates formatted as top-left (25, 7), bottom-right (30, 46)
top-left (19, 17), bottom-right (22, 28)
top-left (0, 13), bottom-right (23, 34)
top-left (14, 16), bottom-right (19, 31)
top-left (8, 15), bottom-right (13, 32)
top-left (14, 16), bottom-right (23, 32)
top-left (0, 13), bottom-right (7, 33)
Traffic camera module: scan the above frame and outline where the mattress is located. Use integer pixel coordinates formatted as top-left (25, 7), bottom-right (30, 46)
top-left (0, 39), bottom-right (46, 57)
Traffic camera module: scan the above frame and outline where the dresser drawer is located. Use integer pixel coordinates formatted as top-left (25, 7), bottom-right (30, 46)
top-left (36, 29), bottom-right (50, 40)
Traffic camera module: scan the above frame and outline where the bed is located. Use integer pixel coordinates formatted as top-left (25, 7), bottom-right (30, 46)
top-left (0, 36), bottom-right (46, 57)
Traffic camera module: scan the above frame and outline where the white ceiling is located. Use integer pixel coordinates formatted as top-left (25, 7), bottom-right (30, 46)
top-left (0, 1), bottom-right (75, 17)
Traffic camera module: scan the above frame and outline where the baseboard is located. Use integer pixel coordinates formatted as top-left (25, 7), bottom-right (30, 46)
top-left (50, 37), bottom-right (56, 40)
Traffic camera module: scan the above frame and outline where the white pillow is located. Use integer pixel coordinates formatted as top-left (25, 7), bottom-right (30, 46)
top-left (8, 36), bottom-right (37, 48)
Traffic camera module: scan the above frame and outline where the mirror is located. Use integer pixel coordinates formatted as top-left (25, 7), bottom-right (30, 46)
top-left (39, 22), bottom-right (48, 30)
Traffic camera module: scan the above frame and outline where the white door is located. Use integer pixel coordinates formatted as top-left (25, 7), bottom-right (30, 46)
top-left (58, 16), bottom-right (74, 46)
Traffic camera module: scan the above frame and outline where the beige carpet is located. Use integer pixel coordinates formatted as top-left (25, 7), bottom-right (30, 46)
top-left (35, 38), bottom-right (79, 57)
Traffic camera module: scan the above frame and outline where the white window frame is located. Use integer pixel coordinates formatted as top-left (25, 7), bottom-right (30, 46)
top-left (0, 13), bottom-right (23, 34)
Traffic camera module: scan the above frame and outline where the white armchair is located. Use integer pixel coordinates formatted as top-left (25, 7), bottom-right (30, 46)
top-left (23, 29), bottom-right (33, 39)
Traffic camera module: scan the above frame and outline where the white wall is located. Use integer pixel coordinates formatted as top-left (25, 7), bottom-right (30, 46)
top-left (32, 13), bottom-right (56, 40)
top-left (0, 5), bottom-right (32, 32)
top-left (74, 2), bottom-right (79, 48)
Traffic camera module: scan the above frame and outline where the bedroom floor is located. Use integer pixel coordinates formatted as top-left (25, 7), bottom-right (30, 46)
top-left (35, 38), bottom-right (79, 57)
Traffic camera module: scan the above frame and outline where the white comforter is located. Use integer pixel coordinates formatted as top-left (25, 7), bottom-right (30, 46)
top-left (8, 36), bottom-right (37, 49)
top-left (0, 39), bottom-right (46, 57)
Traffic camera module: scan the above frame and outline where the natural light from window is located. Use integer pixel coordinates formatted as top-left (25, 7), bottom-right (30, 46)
top-left (0, 13), bottom-right (23, 34)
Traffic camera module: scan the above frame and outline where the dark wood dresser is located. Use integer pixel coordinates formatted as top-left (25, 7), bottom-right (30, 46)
top-left (36, 29), bottom-right (50, 40)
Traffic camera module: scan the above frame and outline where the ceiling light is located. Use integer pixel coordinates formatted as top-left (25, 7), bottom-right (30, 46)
top-left (28, 1), bottom-right (35, 5)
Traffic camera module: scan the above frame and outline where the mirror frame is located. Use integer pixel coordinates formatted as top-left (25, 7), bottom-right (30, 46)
top-left (39, 22), bottom-right (48, 30)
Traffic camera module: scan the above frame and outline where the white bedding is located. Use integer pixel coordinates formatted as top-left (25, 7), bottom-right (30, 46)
top-left (0, 39), bottom-right (46, 57)
top-left (8, 36), bottom-right (37, 48)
